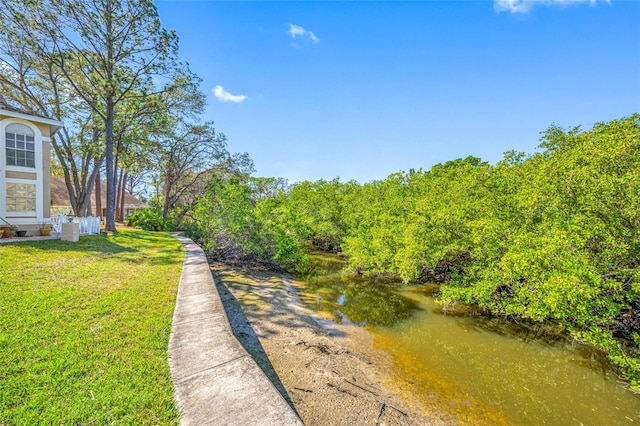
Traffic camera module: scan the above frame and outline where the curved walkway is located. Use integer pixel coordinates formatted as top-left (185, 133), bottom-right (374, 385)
top-left (169, 235), bottom-right (304, 425)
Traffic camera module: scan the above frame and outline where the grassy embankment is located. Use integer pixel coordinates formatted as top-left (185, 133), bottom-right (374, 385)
top-left (0, 230), bottom-right (184, 424)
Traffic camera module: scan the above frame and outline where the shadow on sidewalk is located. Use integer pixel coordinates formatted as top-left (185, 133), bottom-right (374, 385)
top-left (212, 271), bottom-right (301, 417)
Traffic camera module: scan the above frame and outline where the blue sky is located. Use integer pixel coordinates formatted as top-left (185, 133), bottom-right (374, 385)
top-left (155, 0), bottom-right (640, 183)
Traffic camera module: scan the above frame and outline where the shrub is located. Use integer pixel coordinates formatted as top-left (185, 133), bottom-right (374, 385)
top-left (124, 209), bottom-right (174, 232)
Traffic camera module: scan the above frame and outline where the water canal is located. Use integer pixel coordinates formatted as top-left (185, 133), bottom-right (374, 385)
top-left (293, 252), bottom-right (640, 425)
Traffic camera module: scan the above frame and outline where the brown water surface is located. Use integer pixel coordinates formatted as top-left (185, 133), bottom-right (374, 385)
top-left (295, 252), bottom-right (640, 425)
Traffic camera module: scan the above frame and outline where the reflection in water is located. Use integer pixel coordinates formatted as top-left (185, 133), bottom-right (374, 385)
top-left (297, 253), bottom-right (640, 426)
top-left (302, 253), bottom-right (417, 326)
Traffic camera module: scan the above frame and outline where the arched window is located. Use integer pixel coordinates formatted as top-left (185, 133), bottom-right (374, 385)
top-left (5, 123), bottom-right (36, 168)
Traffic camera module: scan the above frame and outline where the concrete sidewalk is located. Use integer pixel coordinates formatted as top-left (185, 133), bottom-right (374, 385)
top-left (169, 235), bottom-right (303, 426)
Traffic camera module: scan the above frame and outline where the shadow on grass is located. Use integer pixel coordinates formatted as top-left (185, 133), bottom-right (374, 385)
top-left (3, 232), bottom-right (182, 268)
top-left (4, 230), bottom-right (183, 259)
top-left (5, 235), bottom-right (136, 255)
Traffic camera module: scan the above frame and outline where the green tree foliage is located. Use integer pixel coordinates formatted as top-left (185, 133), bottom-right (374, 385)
top-left (0, 0), bottom-right (185, 230)
top-left (124, 208), bottom-right (174, 232)
top-left (436, 117), bottom-right (640, 386)
top-left (286, 178), bottom-right (355, 252)
top-left (187, 175), bottom-right (306, 270)
top-left (339, 157), bottom-right (491, 279)
top-left (269, 115), bottom-right (640, 389)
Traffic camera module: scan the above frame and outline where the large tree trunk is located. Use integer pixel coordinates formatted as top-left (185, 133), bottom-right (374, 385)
top-left (95, 157), bottom-right (102, 218)
top-left (54, 130), bottom-right (103, 218)
top-left (120, 172), bottom-right (128, 221)
top-left (80, 167), bottom-right (100, 217)
top-left (162, 178), bottom-right (173, 220)
top-left (82, 196), bottom-right (92, 217)
top-left (116, 166), bottom-right (123, 222)
top-left (105, 98), bottom-right (116, 232)
top-left (104, 0), bottom-right (116, 232)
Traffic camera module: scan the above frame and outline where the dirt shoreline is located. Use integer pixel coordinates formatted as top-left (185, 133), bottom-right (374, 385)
top-left (211, 262), bottom-right (455, 425)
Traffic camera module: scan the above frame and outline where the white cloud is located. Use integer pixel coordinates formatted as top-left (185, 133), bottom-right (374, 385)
top-left (213, 85), bottom-right (247, 103)
top-left (494, 0), bottom-right (534, 13)
top-left (494, 0), bottom-right (610, 14)
top-left (288, 24), bottom-right (319, 45)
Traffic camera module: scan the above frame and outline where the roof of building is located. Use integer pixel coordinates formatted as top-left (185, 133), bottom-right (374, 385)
top-left (0, 95), bottom-right (63, 134)
top-left (50, 176), bottom-right (147, 210)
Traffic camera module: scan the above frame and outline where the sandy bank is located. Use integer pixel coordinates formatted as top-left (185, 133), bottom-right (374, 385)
top-left (210, 262), bottom-right (456, 425)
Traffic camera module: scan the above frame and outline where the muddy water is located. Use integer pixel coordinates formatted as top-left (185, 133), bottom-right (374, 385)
top-left (295, 252), bottom-right (640, 425)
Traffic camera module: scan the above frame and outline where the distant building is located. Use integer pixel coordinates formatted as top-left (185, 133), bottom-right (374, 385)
top-left (50, 176), bottom-right (147, 219)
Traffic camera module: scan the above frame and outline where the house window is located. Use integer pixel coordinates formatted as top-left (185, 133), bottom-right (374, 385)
top-left (5, 123), bottom-right (36, 168)
top-left (6, 183), bottom-right (36, 212)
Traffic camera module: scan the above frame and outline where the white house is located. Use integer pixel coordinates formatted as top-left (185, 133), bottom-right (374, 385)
top-left (0, 98), bottom-right (63, 235)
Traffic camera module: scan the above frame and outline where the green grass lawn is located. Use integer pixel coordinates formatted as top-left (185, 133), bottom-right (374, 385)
top-left (0, 230), bottom-right (185, 425)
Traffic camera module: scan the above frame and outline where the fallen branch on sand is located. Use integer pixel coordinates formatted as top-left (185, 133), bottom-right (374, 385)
top-left (344, 378), bottom-right (379, 396)
top-left (327, 382), bottom-right (358, 398)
